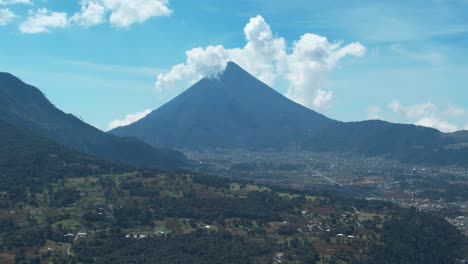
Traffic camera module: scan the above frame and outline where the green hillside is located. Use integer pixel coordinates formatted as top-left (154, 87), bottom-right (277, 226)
top-left (2, 172), bottom-right (466, 264)
top-left (0, 72), bottom-right (186, 169)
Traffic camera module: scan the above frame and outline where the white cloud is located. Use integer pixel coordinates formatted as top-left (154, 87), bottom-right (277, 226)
top-left (17, 0), bottom-right (171, 31)
top-left (367, 106), bottom-right (382, 120)
top-left (101, 0), bottom-right (172, 28)
top-left (19, 8), bottom-right (68, 33)
top-left (107, 109), bottom-right (151, 130)
top-left (416, 117), bottom-right (458, 133)
top-left (156, 15), bottom-right (285, 92)
top-left (388, 100), bottom-right (438, 119)
top-left (0, 0), bottom-right (31, 5)
top-left (312, 89), bottom-right (333, 109)
top-left (70, 0), bottom-right (106, 27)
top-left (156, 15), bottom-right (365, 110)
top-left (464, 124), bottom-right (468, 131)
top-left (283, 33), bottom-right (365, 108)
top-left (388, 100), bottom-right (464, 132)
top-left (0, 8), bottom-right (15, 25)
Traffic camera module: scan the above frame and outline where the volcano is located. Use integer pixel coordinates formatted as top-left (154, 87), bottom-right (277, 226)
top-left (110, 62), bottom-right (468, 166)
top-left (111, 62), bottom-right (335, 149)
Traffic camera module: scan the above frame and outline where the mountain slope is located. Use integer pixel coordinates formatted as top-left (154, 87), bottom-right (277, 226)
top-left (111, 62), bottom-right (334, 149)
top-left (307, 120), bottom-right (444, 154)
top-left (0, 72), bottom-right (186, 169)
top-left (109, 62), bottom-right (468, 166)
top-left (0, 119), bottom-right (132, 198)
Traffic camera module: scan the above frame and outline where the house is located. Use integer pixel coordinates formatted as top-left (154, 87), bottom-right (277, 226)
top-left (77, 232), bottom-right (87, 238)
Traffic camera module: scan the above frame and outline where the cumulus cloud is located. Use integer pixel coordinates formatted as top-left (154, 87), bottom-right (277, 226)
top-left (416, 116), bottom-right (458, 133)
top-left (388, 100), bottom-right (465, 132)
top-left (101, 0), bottom-right (172, 28)
top-left (283, 34), bottom-right (365, 108)
top-left (312, 89), bottom-right (333, 109)
top-left (70, 0), bottom-right (172, 28)
top-left (0, 8), bottom-right (15, 25)
top-left (0, 0), bottom-right (31, 5)
top-left (156, 15), bottom-right (365, 110)
top-left (389, 100), bottom-right (437, 119)
top-left (19, 0), bottom-right (172, 32)
top-left (70, 0), bottom-right (106, 27)
top-left (19, 8), bottom-right (68, 33)
top-left (367, 106), bottom-right (382, 120)
top-left (157, 16), bottom-right (285, 91)
top-left (107, 109), bottom-right (151, 130)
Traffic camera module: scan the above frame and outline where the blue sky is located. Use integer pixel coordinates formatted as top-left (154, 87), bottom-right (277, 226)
top-left (0, 0), bottom-right (467, 132)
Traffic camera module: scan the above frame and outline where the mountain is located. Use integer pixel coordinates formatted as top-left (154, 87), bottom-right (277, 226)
top-left (0, 119), bottom-right (131, 196)
top-left (111, 62), bottom-right (334, 149)
top-left (110, 62), bottom-right (468, 166)
top-left (306, 120), bottom-right (444, 154)
top-left (0, 72), bottom-right (187, 169)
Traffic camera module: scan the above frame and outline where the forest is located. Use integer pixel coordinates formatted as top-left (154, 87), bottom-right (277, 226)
top-left (0, 121), bottom-right (466, 263)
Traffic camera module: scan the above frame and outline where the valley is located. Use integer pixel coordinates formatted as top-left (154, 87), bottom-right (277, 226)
top-left (186, 149), bottom-right (468, 236)
top-left (0, 167), bottom-right (461, 264)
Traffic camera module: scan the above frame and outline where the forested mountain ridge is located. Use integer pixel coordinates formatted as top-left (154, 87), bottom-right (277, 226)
top-left (0, 72), bottom-right (187, 169)
top-left (0, 119), bottom-right (130, 201)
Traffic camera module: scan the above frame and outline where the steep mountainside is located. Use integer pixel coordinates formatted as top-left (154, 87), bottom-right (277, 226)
top-left (111, 62), bottom-right (334, 148)
top-left (0, 119), bottom-right (131, 197)
top-left (110, 62), bottom-right (467, 165)
top-left (0, 73), bottom-right (186, 169)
